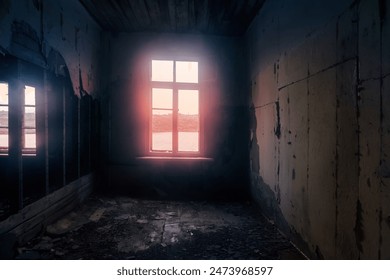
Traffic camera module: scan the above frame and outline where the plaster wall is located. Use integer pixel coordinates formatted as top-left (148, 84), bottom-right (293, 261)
top-left (247, 0), bottom-right (390, 259)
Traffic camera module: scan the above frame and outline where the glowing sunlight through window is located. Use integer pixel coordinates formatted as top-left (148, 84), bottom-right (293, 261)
top-left (151, 60), bottom-right (199, 154)
top-left (24, 85), bottom-right (36, 151)
top-left (0, 82), bottom-right (9, 151)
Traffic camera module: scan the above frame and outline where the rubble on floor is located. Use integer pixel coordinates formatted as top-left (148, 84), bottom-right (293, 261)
top-left (15, 195), bottom-right (306, 260)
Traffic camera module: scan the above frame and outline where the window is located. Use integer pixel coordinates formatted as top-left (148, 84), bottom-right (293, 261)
top-left (0, 82), bottom-right (9, 153)
top-left (23, 85), bottom-right (36, 153)
top-left (150, 60), bottom-right (199, 155)
top-left (0, 83), bottom-right (37, 156)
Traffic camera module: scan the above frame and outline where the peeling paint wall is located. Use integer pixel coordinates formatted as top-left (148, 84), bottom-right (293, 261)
top-left (0, 0), bottom-right (101, 97)
top-left (247, 0), bottom-right (390, 259)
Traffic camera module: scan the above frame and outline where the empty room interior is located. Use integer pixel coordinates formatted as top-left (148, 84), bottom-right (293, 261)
top-left (0, 0), bottom-right (389, 260)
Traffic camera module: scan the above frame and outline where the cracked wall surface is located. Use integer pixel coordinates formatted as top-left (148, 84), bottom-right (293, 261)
top-left (247, 0), bottom-right (390, 259)
top-left (0, 0), bottom-right (101, 98)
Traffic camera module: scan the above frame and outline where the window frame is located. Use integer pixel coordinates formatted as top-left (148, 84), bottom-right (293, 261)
top-left (148, 59), bottom-right (202, 157)
top-left (22, 85), bottom-right (37, 155)
top-left (0, 81), bottom-right (39, 157)
top-left (0, 81), bottom-right (9, 155)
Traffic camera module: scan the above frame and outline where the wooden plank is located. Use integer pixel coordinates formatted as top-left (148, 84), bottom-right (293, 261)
top-left (221, 0), bottom-right (236, 21)
top-left (383, 0), bottom-right (390, 76)
top-left (156, 0), bottom-right (171, 31)
top-left (167, 0), bottom-right (176, 31)
top-left (380, 76), bottom-right (390, 259)
top-left (288, 80), bottom-right (309, 236)
top-left (213, 0), bottom-right (232, 35)
top-left (187, 0), bottom-right (196, 31)
top-left (175, 0), bottom-right (188, 32)
top-left (145, 0), bottom-right (162, 30)
top-left (229, 0), bottom-right (249, 35)
top-left (206, 0), bottom-right (223, 34)
top-left (111, 0), bottom-right (138, 31)
top-left (195, 0), bottom-right (209, 32)
top-left (10, 182), bottom-right (91, 246)
top-left (308, 69), bottom-right (337, 259)
top-left (128, 0), bottom-right (151, 29)
top-left (335, 60), bottom-right (359, 259)
top-left (0, 174), bottom-right (92, 235)
top-left (359, 0), bottom-right (381, 80)
top-left (359, 79), bottom-right (381, 259)
top-left (79, 0), bottom-right (117, 31)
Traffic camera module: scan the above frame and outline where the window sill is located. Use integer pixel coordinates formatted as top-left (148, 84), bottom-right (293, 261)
top-left (136, 156), bottom-right (213, 162)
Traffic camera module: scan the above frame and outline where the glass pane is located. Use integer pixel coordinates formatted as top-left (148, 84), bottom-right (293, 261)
top-left (24, 107), bottom-right (36, 128)
top-left (152, 60), bottom-right (173, 82)
top-left (25, 86), bottom-right (36, 105)
top-left (152, 109), bottom-right (172, 151)
top-left (176, 61), bottom-right (198, 83)
top-left (0, 128), bottom-right (8, 148)
top-left (178, 90), bottom-right (199, 115)
top-left (0, 106), bottom-right (8, 127)
top-left (0, 83), bottom-right (8, 105)
top-left (24, 128), bottom-right (36, 149)
top-left (178, 132), bottom-right (199, 152)
top-left (178, 90), bottom-right (199, 152)
top-left (152, 88), bottom-right (173, 109)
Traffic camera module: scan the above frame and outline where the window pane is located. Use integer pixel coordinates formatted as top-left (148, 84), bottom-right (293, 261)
top-left (0, 83), bottom-right (8, 105)
top-left (152, 88), bottom-right (173, 109)
top-left (176, 61), bottom-right (198, 83)
top-left (0, 128), bottom-right (8, 148)
top-left (178, 90), bottom-right (199, 115)
top-left (0, 106), bottom-right (8, 127)
top-left (152, 60), bottom-right (173, 82)
top-left (152, 109), bottom-right (172, 151)
top-left (0, 101), bottom-right (8, 148)
top-left (178, 132), bottom-right (198, 152)
top-left (24, 128), bottom-right (36, 149)
top-left (25, 86), bottom-right (36, 105)
top-left (24, 107), bottom-right (36, 128)
top-left (178, 90), bottom-right (199, 152)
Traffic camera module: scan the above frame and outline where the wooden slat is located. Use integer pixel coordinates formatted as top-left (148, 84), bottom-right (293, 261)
top-left (157, 0), bottom-right (171, 31)
top-left (110, 0), bottom-right (137, 31)
top-left (79, 0), bottom-right (116, 31)
top-left (214, 0), bottom-right (233, 35)
top-left (145, 0), bottom-right (162, 30)
top-left (195, 0), bottom-right (209, 33)
top-left (187, 0), bottom-right (196, 31)
top-left (128, 0), bottom-right (151, 29)
top-left (207, 0), bottom-right (232, 34)
top-left (168, 0), bottom-right (176, 32)
top-left (229, 0), bottom-right (248, 35)
top-left (79, 0), bottom-right (265, 35)
top-left (175, 0), bottom-right (189, 32)
top-left (0, 174), bottom-right (93, 244)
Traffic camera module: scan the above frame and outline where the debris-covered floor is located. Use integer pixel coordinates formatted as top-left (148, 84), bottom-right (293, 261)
top-left (16, 195), bottom-right (306, 260)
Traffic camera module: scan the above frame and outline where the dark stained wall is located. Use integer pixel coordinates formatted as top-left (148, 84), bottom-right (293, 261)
top-left (247, 0), bottom-right (390, 259)
top-left (99, 33), bottom-right (250, 200)
top-left (0, 0), bottom-right (101, 256)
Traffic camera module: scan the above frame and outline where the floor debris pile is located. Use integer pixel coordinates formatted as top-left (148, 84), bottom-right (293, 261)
top-left (15, 196), bottom-right (305, 260)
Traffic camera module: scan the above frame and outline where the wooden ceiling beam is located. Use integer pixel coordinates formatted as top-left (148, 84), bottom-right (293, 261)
top-left (78, 0), bottom-right (264, 36)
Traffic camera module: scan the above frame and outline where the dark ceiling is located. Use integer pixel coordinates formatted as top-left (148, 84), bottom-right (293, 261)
top-left (79, 0), bottom-right (265, 36)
